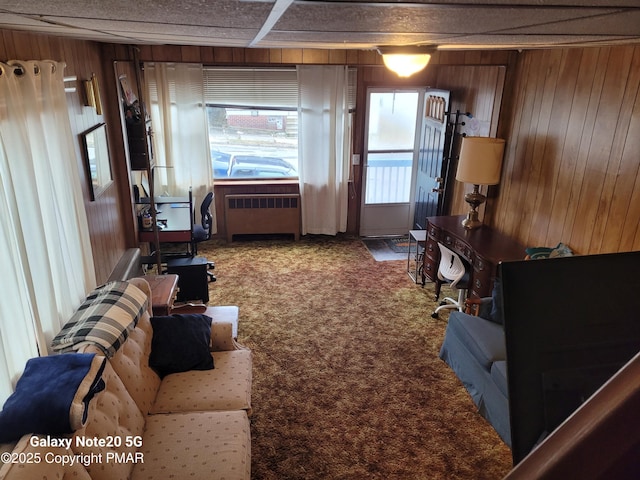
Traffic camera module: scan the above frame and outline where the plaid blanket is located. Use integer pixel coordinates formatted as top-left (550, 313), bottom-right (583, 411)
top-left (51, 281), bottom-right (148, 357)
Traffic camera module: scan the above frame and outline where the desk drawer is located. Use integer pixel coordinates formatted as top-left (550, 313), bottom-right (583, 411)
top-left (471, 256), bottom-right (495, 298)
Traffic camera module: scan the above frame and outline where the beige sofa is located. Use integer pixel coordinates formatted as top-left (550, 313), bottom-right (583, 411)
top-left (0, 277), bottom-right (252, 480)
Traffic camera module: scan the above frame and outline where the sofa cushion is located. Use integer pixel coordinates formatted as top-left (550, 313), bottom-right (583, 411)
top-left (149, 314), bottom-right (214, 378)
top-left (446, 312), bottom-right (506, 369)
top-left (150, 349), bottom-right (253, 415)
top-left (130, 410), bottom-right (251, 480)
top-left (491, 360), bottom-right (509, 397)
top-left (82, 312), bottom-right (162, 417)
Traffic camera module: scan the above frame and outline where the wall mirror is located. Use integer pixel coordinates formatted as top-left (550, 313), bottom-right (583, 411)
top-left (82, 123), bottom-right (112, 200)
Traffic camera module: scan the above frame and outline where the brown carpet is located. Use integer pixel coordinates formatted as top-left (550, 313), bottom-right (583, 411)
top-left (198, 235), bottom-right (512, 480)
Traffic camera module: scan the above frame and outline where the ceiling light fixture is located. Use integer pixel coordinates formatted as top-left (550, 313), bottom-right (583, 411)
top-left (377, 45), bottom-right (435, 78)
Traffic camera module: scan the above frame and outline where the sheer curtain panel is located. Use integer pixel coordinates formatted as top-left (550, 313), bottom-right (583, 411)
top-left (0, 60), bottom-right (96, 403)
top-left (297, 66), bottom-right (350, 235)
top-left (144, 63), bottom-right (214, 228)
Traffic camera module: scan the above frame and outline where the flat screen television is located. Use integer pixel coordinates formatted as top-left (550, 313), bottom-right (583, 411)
top-left (499, 251), bottom-right (640, 464)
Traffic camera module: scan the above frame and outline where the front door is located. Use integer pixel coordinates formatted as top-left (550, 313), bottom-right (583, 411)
top-left (360, 88), bottom-right (423, 237)
top-left (413, 89), bottom-right (450, 229)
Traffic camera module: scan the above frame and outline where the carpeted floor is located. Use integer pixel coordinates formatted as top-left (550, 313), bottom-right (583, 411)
top-left (198, 235), bottom-right (512, 480)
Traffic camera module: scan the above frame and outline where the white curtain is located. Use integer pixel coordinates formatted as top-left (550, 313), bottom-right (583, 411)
top-left (297, 65), bottom-right (350, 235)
top-left (144, 63), bottom-right (214, 228)
top-left (0, 60), bottom-right (96, 403)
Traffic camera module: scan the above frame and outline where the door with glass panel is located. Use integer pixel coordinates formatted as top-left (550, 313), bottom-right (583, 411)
top-left (360, 88), bottom-right (424, 236)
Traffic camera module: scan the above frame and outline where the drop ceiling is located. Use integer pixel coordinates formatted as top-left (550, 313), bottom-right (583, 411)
top-left (0, 0), bottom-right (639, 51)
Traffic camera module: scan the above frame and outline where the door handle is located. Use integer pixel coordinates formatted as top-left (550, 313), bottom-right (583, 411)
top-left (432, 188), bottom-right (444, 193)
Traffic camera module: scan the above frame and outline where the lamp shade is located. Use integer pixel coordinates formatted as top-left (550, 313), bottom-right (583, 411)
top-left (377, 46), bottom-right (434, 78)
top-left (456, 137), bottom-right (506, 185)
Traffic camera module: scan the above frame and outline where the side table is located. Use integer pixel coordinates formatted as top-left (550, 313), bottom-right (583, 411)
top-left (407, 229), bottom-right (427, 285)
top-left (138, 274), bottom-right (179, 316)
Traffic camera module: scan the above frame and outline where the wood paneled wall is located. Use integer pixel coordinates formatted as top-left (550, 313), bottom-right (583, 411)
top-left (434, 63), bottom-right (511, 218)
top-left (0, 30), bottom-right (128, 284)
top-left (491, 46), bottom-right (640, 254)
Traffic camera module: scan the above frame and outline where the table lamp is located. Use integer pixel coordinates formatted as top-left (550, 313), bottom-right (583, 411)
top-left (455, 136), bottom-right (506, 229)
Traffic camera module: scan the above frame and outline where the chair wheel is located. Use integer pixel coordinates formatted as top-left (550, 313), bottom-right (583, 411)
top-left (431, 312), bottom-right (439, 319)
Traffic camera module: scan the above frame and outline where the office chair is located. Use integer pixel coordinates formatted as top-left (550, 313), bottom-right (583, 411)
top-left (431, 243), bottom-right (471, 318)
top-left (191, 192), bottom-right (216, 282)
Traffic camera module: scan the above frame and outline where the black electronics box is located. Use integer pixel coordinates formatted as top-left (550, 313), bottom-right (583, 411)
top-left (166, 257), bottom-right (209, 303)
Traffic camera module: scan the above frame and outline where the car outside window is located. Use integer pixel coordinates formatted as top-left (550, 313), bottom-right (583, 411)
top-left (208, 107), bottom-right (298, 180)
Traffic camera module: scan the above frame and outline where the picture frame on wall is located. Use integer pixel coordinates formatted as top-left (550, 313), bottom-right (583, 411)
top-left (82, 123), bottom-right (112, 201)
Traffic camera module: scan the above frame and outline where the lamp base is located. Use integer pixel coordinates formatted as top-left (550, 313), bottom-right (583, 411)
top-left (461, 184), bottom-right (486, 230)
top-left (461, 210), bottom-right (483, 229)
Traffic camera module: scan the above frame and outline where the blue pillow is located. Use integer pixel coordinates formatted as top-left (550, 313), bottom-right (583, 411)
top-left (149, 314), bottom-right (214, 378)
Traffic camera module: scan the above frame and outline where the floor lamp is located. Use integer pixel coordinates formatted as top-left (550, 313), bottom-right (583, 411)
top-left (455, 137), bottom-right (506, 229)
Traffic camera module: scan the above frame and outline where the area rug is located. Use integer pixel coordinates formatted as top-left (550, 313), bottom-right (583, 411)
top-left (362, 236), bottom-right (410, 261)
top-left (198, 235), bottom-right (512, 479)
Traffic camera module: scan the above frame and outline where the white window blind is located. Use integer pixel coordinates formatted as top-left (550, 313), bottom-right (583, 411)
top-left (203, 66), bottom-right (357, 110)
top-left (204, 67), bottom-right (298, 108)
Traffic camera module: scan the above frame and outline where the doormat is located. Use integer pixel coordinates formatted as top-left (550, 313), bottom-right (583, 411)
top-left (385, 236), bottom-right (411, 253)
top-left (362, 236), bottom-right (409, 261)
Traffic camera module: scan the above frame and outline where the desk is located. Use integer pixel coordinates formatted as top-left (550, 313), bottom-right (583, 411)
top-left (423, 215), bottom-right (526, 298)
top-left (138, 196), bottom-right (192, 244)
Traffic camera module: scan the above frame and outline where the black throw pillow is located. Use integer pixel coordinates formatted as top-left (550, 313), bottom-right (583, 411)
top-left (149, 314), bottom-right (214, 377)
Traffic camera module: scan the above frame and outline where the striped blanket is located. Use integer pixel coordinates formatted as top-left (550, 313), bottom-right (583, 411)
top-left (51, 281), bottom-right (148, 357)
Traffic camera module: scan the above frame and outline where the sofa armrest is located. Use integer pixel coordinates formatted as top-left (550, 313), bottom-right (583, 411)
top-left (211, 321), bottom-right (247, 351)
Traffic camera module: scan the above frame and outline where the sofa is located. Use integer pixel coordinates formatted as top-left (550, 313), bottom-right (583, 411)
top-left (0, 274), bottom-right (252, 480)
top-left (438, 291), bottom-right (511, 446)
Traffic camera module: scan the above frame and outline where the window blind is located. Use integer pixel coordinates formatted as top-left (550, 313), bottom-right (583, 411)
top-left (203, 66), bottom-right (357, 110)
top-left (203, 67), bottom-right (298, 109)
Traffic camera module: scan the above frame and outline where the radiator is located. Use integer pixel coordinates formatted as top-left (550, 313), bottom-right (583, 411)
top-left (224, 194), bottom-right (301, 242)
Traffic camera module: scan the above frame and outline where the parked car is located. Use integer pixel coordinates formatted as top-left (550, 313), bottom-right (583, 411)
top-left (211, 149), bottom-right (232, 178)
top-left (211, 150), bottom-right (296, 178)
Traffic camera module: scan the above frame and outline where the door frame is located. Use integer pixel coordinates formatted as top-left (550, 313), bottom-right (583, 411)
top-left (359, 87), bottom-right (425, 237)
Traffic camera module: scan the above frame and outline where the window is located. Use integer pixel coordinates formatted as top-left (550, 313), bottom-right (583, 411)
top-left (204, 68), bottom-right (299, 180)
top-left (208, 106), bottom-right (298, 179)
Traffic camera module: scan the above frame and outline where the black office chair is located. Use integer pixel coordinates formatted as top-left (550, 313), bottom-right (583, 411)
top-left (191, 192), bottom-right (216, 282)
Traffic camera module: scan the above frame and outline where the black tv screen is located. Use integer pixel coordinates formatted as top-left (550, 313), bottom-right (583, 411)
top-left (499, 251), bottom-right (640, 464)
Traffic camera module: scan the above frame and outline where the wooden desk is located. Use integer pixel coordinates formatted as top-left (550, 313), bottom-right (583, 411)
top-left (138, 197), bottom-right (192, 244)
top-left (423, 215), bottom-right (526, 298)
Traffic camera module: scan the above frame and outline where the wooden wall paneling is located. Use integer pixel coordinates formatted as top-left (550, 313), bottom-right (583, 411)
top-left (435, 65), bottom-right (507, 217)
top-left (492, 45), bottom-right (640, 255)
top-left (181, 45), bottom-right (201, 63)
top-left (245, 48), bottom-right (271, 64)
top-left (566, 47), bottom-right (614, 253)
top-left (494, 51), bottom-right (533, 238)
top-left (515, 50), bottom-right (557, 245)
top-left (586, 47), bottom-right (637, 253)
top-left (616, 80), bottom-right (640, 252)
top-left (522, 48), bottom-right (565, 248)
top-left (535, 49), bottom-right (582, 248)
top-left (550, 49), bottom-right (598, 248)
